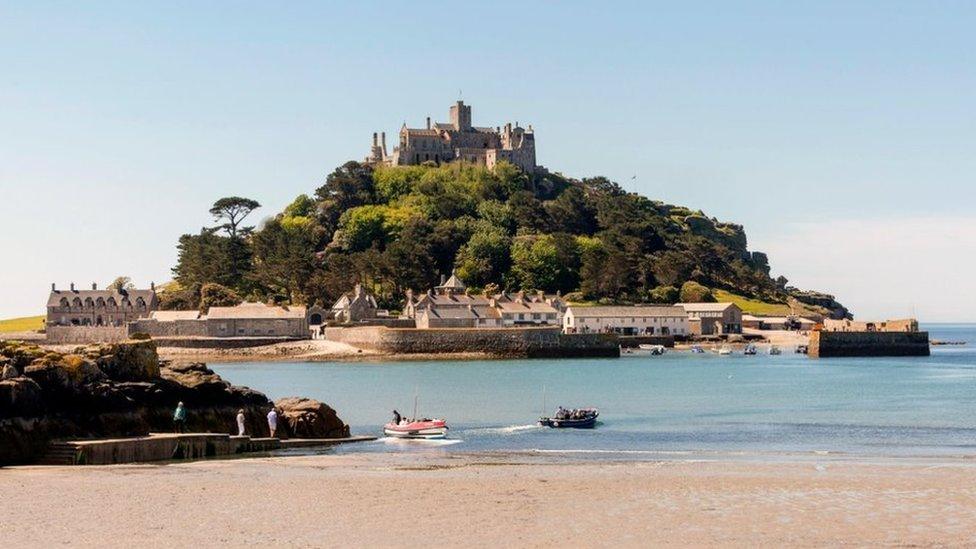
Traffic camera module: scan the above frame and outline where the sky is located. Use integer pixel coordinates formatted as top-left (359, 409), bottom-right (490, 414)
top-left (1, 1), bottom-right (974, 321)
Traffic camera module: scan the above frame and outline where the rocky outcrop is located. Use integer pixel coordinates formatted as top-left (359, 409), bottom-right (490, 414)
top-left (0, 340), bottom-right (349, 465)
top-left (787, 288), bottom-right (851, 320)
top-left (275, 397), bottom-right (349, 438)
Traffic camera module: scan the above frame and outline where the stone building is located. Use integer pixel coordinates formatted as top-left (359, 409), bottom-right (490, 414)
top-left (403, 272), bottom-right (561, 329)
top-left (366, 101), bottom-right (537, 172)
top-left (330, 284), bottom-right (385, 323)
top-left (563, 306), bottom-right (690, 336)
top-left (821, 318), bottom-right (918, 333)
top-left (46, 282), bottom-right (158, 327)
top-left (675, 302), bottom-right (743, 335)
top-left (130, 302), bottom-right (314, 339)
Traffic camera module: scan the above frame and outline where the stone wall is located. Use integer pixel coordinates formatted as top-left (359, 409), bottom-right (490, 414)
top-left (45, 325), bottom-right (129, 344)
top-left (809, 331), bottom-right (930, 358)
top-left (324, 326), bottom-right (619, 358)
top-left (129, 319), bottom-right (209, 338)
top-left (618, 335), bottom-right (676, 348)
top-left (149, 337), bottom-right (305, 349)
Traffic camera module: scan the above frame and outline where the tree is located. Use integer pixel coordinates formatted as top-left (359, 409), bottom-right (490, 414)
top-left (455, 229), bottom-right (512, 287)
top-left (106, 276), bottom-right (135, 292)
top-left (679, 281), bottom-right (715, 302)
top-left (198, 283), bottom-right (242, 312)
top-left (250, 216), bottom-right (322, 303)
top-left (649, 285), bottom-right (680, 304)
top-left (314, 161), bottom-right (376, 235)
top-left (210, 196), bottom-right (261, 239)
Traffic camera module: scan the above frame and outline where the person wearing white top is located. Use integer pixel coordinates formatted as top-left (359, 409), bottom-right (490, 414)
top-left (236, 409), bottom-right (246, 436)
top-left (267, 407), bottom-right (278, 438)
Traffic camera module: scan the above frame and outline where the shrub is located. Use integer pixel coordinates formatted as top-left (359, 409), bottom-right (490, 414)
top-left (679, 281), bottom-right (715, 302)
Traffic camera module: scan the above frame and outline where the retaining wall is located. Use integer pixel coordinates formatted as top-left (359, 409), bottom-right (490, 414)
top-left (149, 337), bottom-right (305, 349)
top-left (45, 325), bottom-right (129, 344)
top-left (324, 326), bottom-right (619, 358)
top-left (809, 331), bottom-right (930, 358)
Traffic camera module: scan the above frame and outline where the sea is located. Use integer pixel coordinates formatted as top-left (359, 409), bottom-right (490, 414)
top-left (212, 324), bottom-right (976, 461)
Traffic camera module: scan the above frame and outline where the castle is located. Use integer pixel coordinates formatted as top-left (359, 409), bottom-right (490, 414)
top-left (366, 101), bottom-right (537, 172)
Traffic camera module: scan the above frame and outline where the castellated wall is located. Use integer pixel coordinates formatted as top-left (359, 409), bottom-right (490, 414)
top-left (809, 331), bottom-right (930, 358)
top-left (324, 326), bottom-right (619, 358)
top-left (46, 325), bottom-right (129, 344)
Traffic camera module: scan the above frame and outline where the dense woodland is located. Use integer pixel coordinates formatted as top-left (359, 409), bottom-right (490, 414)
top-left (165, 161), bottom-right (798, 312)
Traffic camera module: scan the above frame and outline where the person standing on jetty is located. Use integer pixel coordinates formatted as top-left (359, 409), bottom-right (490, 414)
top-left (173, 402), bottom-right (186, 433)
top-left (236, 409), bottom-right (246, 436)
top-left (267, 406), bottom-right (278, 438)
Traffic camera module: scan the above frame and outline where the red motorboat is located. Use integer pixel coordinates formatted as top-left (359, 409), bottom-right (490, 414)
top-left (383, 419), bottom-right (448, 439)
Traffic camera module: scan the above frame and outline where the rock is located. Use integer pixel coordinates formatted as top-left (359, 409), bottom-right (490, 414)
top-left (274, 396), bottom-right (350, 439)
top-left (93, 340), bottom-right (160, 381)
top-left (24, 355), bottom-right (105, 391)
top-left (0, 377), bottom-right (45, 418)
top-left (2, 363), bottom-right (19, 380)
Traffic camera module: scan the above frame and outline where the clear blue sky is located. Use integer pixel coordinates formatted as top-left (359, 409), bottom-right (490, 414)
top-left (1, 1), bottom-right (973, 321)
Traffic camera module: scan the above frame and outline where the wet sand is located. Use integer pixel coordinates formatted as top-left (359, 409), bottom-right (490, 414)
top-left (2, 453), bottom-right (975, 547)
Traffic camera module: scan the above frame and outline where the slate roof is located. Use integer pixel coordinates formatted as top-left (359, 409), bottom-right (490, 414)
top-left (150, 310), bottom-right (202, 321)
top-left (48, 288), bottom-right (156, 307)
top-left (675, 302), bottom-right (738, 313)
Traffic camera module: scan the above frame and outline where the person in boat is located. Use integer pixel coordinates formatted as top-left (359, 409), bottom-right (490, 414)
top-left (555, 406), bottom-right (567, 420)
top-left (392, 409), bottom-right (402, 425)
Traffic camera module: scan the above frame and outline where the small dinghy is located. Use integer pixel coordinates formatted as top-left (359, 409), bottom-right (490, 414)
top-left (690, 345), bottom-right (705, 354)
top-left (383, 418), bottom-right (448, 439)
top-left (743, 344), bottom-right (758, 355)
top-left (768, 345), bottom-right (782, 355)
top-left (538, 407), bottom-right (599, 429)
top-left (639, 344), bottom-right (666, 355)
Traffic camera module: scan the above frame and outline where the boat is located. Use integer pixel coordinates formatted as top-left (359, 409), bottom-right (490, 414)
top-left (743, 344), bottom-right (757, 355)
top-left (638, 344), bottom-right (666, 355)
top-left (716, 345), bottom-right (733, 355)
top-left (690, 345), bottom-right (705, 354)
top-left (539, 407), bottom-right (599, 429)
top-left (768, 345), bottom-right (782, 355)
top-left (796, 344), bottom-right (809, 354)
top-left (384, 393), bottom-right (448, 439)
top-left (383, 418), bottom-right (449, 439)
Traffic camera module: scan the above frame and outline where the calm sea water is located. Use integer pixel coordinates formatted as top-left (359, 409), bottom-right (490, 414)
top-left (212, 324), bottom-right (976, 460)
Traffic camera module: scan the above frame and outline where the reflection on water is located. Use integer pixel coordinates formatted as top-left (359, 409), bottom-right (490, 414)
top-left (212, 324), bottom-right (976, 459)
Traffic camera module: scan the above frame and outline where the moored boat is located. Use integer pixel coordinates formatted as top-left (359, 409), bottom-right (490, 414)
top-left (769, 345), bottom-right (782, 355)
top-left (539, 407), bottom-right (599, 429)
top-left (638, 344), bottom-right (666, 355)
top-left (743, 344), bottom-right (758, 355)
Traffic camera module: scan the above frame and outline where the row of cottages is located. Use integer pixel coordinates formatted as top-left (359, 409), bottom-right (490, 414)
top-left (47, 282), bottom-right (158, 327)
top-left (741, 314), bottom-right (818, 331)
top-left (402, 273), bottom-right (565, 329)
top-left (563, 306), bottom-right (690, 335)
top-left (328, 283), bottom-right (388, 324)
top-left (562, 302), bottom-right (744, 336)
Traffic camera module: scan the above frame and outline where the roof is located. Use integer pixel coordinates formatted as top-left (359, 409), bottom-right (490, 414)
top-left (206, 302), bottom-right (306, 320)
top-left (420, 305), bottom-right (500, 320)
top-left (675, 302), bottom-right (738, 312)
top-left (492, 299), bottom-right (559, 315)
top-left (405, 128), bottom-right (439, 136)
top-left (48, 288), bottom-right (156, 307)
top-left (566, 306), bottom-right (687, 318)
top-left (416, 294), bottom-right (490, 307)
top-left (435, 272), bottom-right (466, 291)
top-left (432, 122), bottom-right (454, 131)
top-left (150, 310), bottom-right (201, 321)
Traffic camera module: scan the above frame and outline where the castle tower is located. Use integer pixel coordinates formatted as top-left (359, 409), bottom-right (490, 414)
top-left (449, 101), bottom-right (472, 131)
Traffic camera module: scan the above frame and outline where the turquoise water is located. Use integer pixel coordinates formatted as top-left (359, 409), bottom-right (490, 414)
top-left (212, 324), bottom-right (976, 459)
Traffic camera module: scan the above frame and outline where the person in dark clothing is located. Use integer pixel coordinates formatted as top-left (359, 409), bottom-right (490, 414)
top-left (392, 409), bottom-right (402, 424)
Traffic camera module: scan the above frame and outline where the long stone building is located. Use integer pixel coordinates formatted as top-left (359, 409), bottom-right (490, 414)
top-left (47, 282), bottom-right (158, 327)
top-left (366, 101), bottom-right (537, 172)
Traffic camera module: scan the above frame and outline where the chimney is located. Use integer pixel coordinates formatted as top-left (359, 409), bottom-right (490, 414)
top-left (440, 274), bottom-right (447, 285)
top-left (150, 281), bottom-right (155, 291)
top-left (354, 283), bottom-right (363, 297)
top-left (381, 132), bottom-right (387, 155)
top-left (70, 282), bottom-right (75, 292)
top-left (372, 132), bottom-right (378, 147)
top-left (92, 282), bottom-right (97, 290)
top-left (426, 116), bottom-right (431, 129)
top-left (51, 283), bottom-right (56, 292)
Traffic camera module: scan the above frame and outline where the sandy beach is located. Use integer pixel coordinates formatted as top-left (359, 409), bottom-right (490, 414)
top-left (2, 452), bottom-right (975, 547)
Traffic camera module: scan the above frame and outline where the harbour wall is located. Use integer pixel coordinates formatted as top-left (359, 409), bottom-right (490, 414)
top-left (808, 331), bottom-right (930, 358)
top-left (324, 326), bottom-right (620, 358)
top-left (618, 335), bottom-right (676, 348)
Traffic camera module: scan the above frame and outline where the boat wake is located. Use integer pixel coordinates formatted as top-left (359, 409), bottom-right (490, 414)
top-left (465, 424), bottom-right (541, 435)
top-left (378, 437), bottom-right (463, 446)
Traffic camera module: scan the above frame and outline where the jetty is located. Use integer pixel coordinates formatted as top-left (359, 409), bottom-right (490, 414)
top-left (40, 433), bottom-right (376, 466)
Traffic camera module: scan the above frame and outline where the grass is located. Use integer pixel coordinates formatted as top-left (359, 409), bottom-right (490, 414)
top-left (712, 290), bottom-right (826, 318)
top-left (0, 315), bottom-right (45, 333)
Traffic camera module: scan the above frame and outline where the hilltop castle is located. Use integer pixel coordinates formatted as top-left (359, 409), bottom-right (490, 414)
top-left (366, 101), bottom-right (537, 172)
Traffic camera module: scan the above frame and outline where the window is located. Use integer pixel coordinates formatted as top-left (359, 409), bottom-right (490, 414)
top-left (532, 313), bottom-right (541, 320)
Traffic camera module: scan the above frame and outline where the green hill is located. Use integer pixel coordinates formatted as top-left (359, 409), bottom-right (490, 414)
top-left (164, 160), bottom-right (847, 317)
top-left (0, 315), bottom-right (44, 333)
